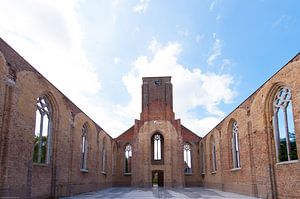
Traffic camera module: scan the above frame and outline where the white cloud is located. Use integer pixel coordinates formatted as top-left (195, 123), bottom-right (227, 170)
top-left (209, 0), bottom-right (216, 12)
top-left (112, 0), bottom-right (120, 8)
top-left (0, 0), bottom-right (111, 129)
top-left (148, 37), bottom-right (161, 53)
top-left (121, 39), bottom-right (236, 136)
top-left (207, 34), bottom-right (222, 66)
top-left (114, 57), bottom-right (120, 64)
top-left (133, 0), bottom-right (150, 14)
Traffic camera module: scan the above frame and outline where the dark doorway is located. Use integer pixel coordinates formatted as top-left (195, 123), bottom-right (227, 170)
top-left (152, 171), bottom-right (164, 187)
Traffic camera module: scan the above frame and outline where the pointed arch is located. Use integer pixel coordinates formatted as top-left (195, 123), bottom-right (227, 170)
top-left (210, 134), bottom-right (217, 172)
top-left (33, 95), bottom-right (53, 164)
top-left (124, 143), bottom-right (132, 174)
top-left (101, 136), bottom-right (107, 173)
top-left (183, 142), bottom-right (192, 174)
top-left (268, 85), bottom-right (298, 162)
top-left (80, 122), bottom-right (89, 170)
top-left (112, 142), bottom-right (117, 175)
top-left (200, 141), bottom-right (205, 174)
top-left (151, 132), bottom-right (164, 164)
top-left (228, 119), bottom-right (240, 168)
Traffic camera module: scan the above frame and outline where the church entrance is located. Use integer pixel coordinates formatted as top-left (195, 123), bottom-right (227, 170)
top-left (152, 170), bottom-right (164, 187)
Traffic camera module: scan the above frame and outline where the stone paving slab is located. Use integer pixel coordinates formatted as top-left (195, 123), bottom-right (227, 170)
top-left (62, 187), bottom-right (259, 199)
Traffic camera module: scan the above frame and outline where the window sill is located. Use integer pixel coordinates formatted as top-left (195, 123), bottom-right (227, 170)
top-left (211, 171), bottom-right (217, 174)
top-left (201, 172), bottom-right (205, 175)
top-left (101, 171), bottom-right (107, 175)
top-left (80, 169), bottom-right (89, 173)
top-left (124, 173), bottom-right (132, 176)
top-left (230, 167), bottom-right (241, 172)
top-left (33, 163), bottom-right (49, 167)
top-left (276, 160), bottom-right (299, 165)
top-left (184, 173), bottom-right (193, 176)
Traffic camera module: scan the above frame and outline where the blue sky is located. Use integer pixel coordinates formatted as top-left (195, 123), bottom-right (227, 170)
top-left (0, 0), bottom-right (299, 137)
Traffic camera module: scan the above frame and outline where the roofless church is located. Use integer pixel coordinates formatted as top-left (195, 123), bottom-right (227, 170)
top-left (0, 37), bottom-right (300, 199)
top-left (114, 76), bottom-right (201, 187)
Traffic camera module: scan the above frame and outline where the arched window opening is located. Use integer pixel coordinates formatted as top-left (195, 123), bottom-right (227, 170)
top-left (81, 123), bottom-right (88, 170)
top-left (151, 133), bottom-right (164, 164)
top-left (33, 96), bottom-right (52, 164)
top-left (200, 143), bottom-right (205, 174)
top-left (154, 134), bottom-right (162, 160)
top-left (273, 87), bottom-right (298, 162)
top-left (232, 121), bottom-right (240, 168)
top-left (124, 144), bottom-right (132, 173)
top-left (184, 143), bottom-right (192, 174)
top-left (112, 145), bottom-right (116, 175)
top-left (210, 135), bottom-right (217, 172)
top-left (102, 138), bottom-right (107, 173)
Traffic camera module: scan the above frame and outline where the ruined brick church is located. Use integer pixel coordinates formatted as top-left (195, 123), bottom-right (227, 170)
top-left (0, 37), bottom-right (299, 199)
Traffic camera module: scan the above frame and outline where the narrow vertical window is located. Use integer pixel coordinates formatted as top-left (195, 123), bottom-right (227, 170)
top-left (81, 123), bottom-right (88, 170)
top-left (33, 96), bottom-right (52, 164)
top-left (212, 143), bottom-right (217, 172)
top-left (232, 121), bottom-right (240, 168)
top-left (184, 143), bottom-right (192, 174)
top-left (210, 135), bottom-right (217, 172)
top-left (102, 139), bottom-right (107, 173)
top-left (200, 143), bottom-right (205, 174)
top-left (273, 87), bottom-right (298, 162)
top-left (112, 145), bottom-right (116, 175)
top-left (124, 144), bottom-right (132, 173)
top-left (154, 134), bottom-right (162, 160)
top-left (151, 133), bottom-right (164, 164)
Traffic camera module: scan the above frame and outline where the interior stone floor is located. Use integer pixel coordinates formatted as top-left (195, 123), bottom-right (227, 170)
top-left (62, 187), bottom-right (259, 199)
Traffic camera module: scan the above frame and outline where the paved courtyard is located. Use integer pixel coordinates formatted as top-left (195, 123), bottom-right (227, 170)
top-left (62, 187), bottom-right (259, 199)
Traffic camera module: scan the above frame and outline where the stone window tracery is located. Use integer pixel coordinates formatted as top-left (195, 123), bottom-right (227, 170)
top-left (33, 96), bottom-right (52, 164)
top-left (153, 134), bottom-right (162, 160)
top-left (151, 133), bottom-right (164, 164)
top-left (184, 143), bottom-right (192, 174)
top-left (273, 87), bottom-right (298, 162)
top-left (81, 123), bottom-right (88, 170)
top-left (232, 121), bottom-right (240, 168)
top-left (124, 144), bottom-right (132, 173)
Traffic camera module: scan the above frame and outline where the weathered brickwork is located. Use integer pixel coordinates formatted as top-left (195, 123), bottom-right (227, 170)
top-left (0, 38), bottom-right (114, 198)
top-left (201, 54), bottom-right (300, 198)
top-left (115, 77), bottom-right (202, 188)
top-left (0, 37), bottom-right (300, 199)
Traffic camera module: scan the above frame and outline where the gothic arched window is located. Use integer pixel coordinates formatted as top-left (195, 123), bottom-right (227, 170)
top-left (273, 87), bottom-right (298, 162)
top-left (124, 144), bottom-right (132, 173)
top-left (151, 133), bottom-right (164, 164)
top-left (200, 142), bottom-right (205, 174)
top-left (81, 123), bottom-right (88, 170)
top-left (210, 135), bottom-right (217, 172)
top-left (33, 96), bottom-right (52, 164)
top-left (231, 121), bottom-right (240, 168)
top-left (184, 143), bottom-right (192, 174)
top-left (102, 138), bottom-right (107, 173)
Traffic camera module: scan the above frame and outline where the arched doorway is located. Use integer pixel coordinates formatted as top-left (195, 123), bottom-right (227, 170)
top-left (152, 170), bottom-right (164, 187)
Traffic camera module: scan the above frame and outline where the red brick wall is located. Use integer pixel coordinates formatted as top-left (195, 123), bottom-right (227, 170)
top-left (0, 40), bottom-right (114, 198)
top-left (201, 55), bottom-right (300, 198)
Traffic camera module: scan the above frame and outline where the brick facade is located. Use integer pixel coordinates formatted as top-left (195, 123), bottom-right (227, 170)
top-left (0, 38), bottom-right (113, 198)
top-left (0, 37), bottom-right (300, 198)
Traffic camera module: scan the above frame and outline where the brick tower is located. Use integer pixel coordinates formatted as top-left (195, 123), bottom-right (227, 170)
top-left (140, 76), bottom-right (175, 122)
